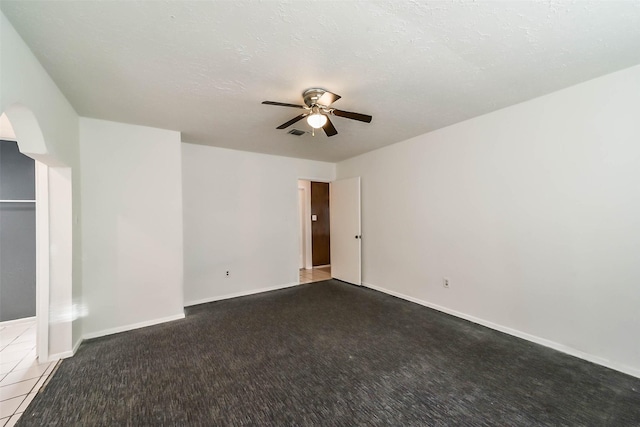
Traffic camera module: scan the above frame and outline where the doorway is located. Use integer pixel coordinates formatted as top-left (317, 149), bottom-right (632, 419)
top-left (298, 179), bottom-right (332, 283)
top-left (0, 110), bottom-right (54, 364)
top-left (297, 176), bottom-right (362, 286)
top-left (0, 126), bottom-right (43, 387)
top-left (0, 139), bottom-right (36, 324)
top-left (0, 137), bottom-right (56, 424)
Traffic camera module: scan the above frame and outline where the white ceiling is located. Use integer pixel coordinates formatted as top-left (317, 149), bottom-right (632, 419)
top-left (2, 1), bottom-right (640, 162)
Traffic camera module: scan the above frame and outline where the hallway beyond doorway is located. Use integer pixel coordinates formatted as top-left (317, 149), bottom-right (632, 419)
top-left (299, 266), bottom-right (331, 284)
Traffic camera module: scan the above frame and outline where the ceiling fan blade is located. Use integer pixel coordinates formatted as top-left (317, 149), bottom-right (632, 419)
top-left (323, 116), bottom-right (338, 137)
top-left (277, 114), bottom-right (307, 129)
top-left (262, 101), bottom-right (306, 109)
top-left (332, 109), bottom-right (372, 123)
top-left (317, 91), bottom-right (341, 106)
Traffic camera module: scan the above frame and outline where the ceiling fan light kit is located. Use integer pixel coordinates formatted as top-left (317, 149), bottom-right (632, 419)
top-left (307, 112), bottom-right (327, 129)
top-left (262, 88), bottom-right (372, 137)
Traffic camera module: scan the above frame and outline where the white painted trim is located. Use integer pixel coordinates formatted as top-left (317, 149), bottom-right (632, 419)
top-left (185, 282), bottom-right (299, 307)
top-left (35, 161), bottom-right (49, 363)
top-left (0, 316), bottom-right (36, 327)
top-left (363, 282), bottom-right (640, 379)
top-left (313, 264), bottom-right (331, 269)
top-left (38, 334), bottom-right (82, 364)
top-left (47, 350), bottom-right (74, 361)
top-left (83, 313), bottom-right (186, 340)
top-left (298, 187), bottom-right (306, 270)
top-left (297, 176), bottom-right (332, 183)
top-left (298, 179), bottom-right (313, 270)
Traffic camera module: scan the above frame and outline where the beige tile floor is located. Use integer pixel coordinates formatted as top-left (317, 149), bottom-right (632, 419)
top-left (299, 266), bottom-right (332, 284)
top-left (0, 320), bottom-right (58, 427)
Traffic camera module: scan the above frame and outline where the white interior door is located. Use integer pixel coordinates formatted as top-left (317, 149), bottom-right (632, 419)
top-left (330, 177), bottom-right (361, 285)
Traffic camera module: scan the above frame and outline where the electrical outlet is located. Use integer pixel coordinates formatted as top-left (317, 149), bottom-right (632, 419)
top-left (443, 277), bottom-right (450, 288)
top-left (226, 271), bottom-right (230, 277)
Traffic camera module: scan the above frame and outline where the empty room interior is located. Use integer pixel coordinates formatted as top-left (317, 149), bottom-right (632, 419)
top-left (1, 1), bottom-right (639, 425)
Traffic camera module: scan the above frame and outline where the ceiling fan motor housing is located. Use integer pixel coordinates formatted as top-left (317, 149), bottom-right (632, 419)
top-left (302, 88), bottom-right (328, 107)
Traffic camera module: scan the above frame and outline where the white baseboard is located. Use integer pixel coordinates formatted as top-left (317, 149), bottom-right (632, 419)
top-left (47, 350), bottom-right (74, 362)
top-left (0, 316), bottom-right (36, 327)
top-left (72, 337), bottom-right (83, 355)
top-left (83, 312), bottom-right (186, 340)
top-left (185, 282), bottom-right (299, 307)
top-left (363, 282), bottom-right (640, 379)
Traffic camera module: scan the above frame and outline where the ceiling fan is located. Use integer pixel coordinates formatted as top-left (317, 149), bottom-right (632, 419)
top-left (262, 88), bottom-right (372, 137)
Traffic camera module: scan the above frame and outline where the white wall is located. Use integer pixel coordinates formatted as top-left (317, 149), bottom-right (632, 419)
top-left (47, 167), bottom-right (73, 355)
top-left (1, 11), bottom-right (81, 356)
top-left (337, 65), bottom-right (640, 378)
top-left (80, 118), bottom-right (184, 338)
top-left (182, 144), bottom-right (335, 306)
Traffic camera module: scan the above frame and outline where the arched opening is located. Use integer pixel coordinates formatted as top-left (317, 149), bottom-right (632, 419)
top-left (1, 110), bottom-right (49, 363)
top-left (1, 105), bottom-right (73, 363)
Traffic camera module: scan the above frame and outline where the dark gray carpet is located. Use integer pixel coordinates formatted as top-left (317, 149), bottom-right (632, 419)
top-left (18, 281), bottom-right (640, 426)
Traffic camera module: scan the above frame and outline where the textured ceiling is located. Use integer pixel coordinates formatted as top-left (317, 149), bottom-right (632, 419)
top-left (2, 1), bottom-right (640, 162)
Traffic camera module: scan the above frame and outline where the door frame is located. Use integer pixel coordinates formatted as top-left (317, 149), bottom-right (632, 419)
top-left (296, 177), bottom-right (332, 279)
top-left (297, 187), bottom-right (306, 269)
top-left (35, 161), bottom-right (50, 362)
